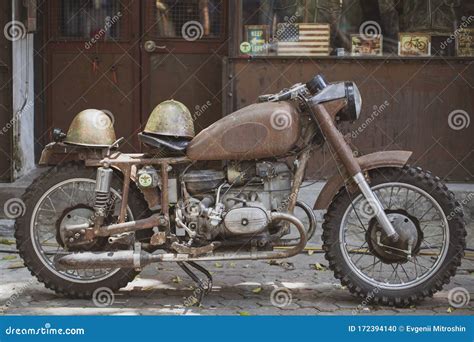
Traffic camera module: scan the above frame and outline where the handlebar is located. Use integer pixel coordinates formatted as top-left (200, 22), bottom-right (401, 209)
top-left (258, 74), bottom-right (328, 103)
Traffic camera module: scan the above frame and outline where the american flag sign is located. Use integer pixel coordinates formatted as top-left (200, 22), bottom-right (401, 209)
top-left (276, 23), bottom-right (331, 56)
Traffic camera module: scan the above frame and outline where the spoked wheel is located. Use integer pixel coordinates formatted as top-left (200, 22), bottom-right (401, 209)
top-left (15, 163), bottom-right (151, 298)
top-left (322, 167), bottom-right (466, 306)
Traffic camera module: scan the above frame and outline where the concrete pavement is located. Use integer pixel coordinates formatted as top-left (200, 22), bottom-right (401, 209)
top-left (0, 168), bottom-right (472, 315)
top-left (0, 244), bottom-right (472, 316)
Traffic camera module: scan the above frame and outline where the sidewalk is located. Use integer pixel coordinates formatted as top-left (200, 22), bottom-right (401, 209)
top-left (0, 245), bottom-right (472, 315)
top-left (0, 168), bottom-right (472, 315)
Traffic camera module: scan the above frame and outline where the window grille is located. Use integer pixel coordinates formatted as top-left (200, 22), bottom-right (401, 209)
top-left (56, 0), bottom-right (123, 40)
top-left (149, 0), bottom-right (224, 39)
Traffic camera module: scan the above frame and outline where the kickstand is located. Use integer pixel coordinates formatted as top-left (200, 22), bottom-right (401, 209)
top-left (177, 261), bottom-right (213, 306)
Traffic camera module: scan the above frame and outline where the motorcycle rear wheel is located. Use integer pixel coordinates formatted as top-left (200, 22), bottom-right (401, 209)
top-left (322, 166), bottom-right (466, 307)
top-left (15, 162), bottom-right (152, 298)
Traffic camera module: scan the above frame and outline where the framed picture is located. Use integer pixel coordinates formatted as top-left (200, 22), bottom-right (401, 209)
top-left (431, 34), bottom-right (456, 57)
top-left (398, 33), bottom-right (431, 56)
top-left (351, 34), bottom-right (383, 56)
top-left (244, 25), bottom-right (269, 55)
top-left (457, 28), bottom-right (474, 57)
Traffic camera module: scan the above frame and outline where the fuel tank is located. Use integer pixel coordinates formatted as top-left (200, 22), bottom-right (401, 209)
top-left (187, 101), bottom-right (300, 161)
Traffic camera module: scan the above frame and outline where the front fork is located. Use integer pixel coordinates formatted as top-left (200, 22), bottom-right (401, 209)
top-left (311, 101), bottom-right (399, 242)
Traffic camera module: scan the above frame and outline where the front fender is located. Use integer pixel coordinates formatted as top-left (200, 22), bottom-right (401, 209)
top-left (314, 150), bottom-right (413, 210)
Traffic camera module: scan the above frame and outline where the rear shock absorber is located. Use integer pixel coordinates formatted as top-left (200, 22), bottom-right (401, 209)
top-left (93, 167), bottom-right (113, 228)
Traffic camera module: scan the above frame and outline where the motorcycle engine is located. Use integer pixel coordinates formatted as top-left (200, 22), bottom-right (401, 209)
top-left (178, 161), bottom-right (292, 242)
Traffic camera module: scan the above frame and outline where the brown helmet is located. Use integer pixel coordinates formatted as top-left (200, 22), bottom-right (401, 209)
top-left (144, 100), bottom-right (195, 138)
top-left (64, 109), bottom-right (117, 147)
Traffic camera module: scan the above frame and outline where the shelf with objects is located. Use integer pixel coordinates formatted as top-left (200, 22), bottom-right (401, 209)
top-left (235, 0), bottom-right (474, 59)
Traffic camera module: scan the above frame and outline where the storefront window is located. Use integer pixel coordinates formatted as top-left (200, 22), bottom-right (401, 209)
top-left (240, 0), bottom-right (474, 57)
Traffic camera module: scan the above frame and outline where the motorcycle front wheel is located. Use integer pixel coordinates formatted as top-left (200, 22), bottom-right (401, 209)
top-left (15, 162), bottom-right (151, 298)
top-left (322, 166), bottom-right (466, 306)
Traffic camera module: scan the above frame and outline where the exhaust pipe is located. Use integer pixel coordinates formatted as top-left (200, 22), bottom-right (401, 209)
top-left (55, 250), bottom-right (156, 270)
top-left (56, 212), bottom-right (307, 270)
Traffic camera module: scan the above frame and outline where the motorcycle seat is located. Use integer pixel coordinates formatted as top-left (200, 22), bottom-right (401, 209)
top-left (138, 132), bottom-right (191, 152)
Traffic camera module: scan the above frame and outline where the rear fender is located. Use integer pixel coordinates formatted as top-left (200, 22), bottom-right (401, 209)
top-left (39, 142), bottom-right (105, 165)
top-left (39, 143), bottom-right (160, 209)
top-left (314, 150), bottom-right (413, 210)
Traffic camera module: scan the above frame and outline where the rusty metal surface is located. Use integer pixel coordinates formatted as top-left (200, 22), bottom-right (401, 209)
top-left (358, 150), bottom-right (413, 170)
top-left (229, 58), bottom-right (474, 182)
top-left (39, 144), bottom-right (168, 210)
top-left (118, 165), bottom-right (131, 223)
top-left (187, 101), bottom-right (300, 160)
top-left (144, 100), bottom-right (195, 138)
top-left (287, 118), bottom-right (318, 213)
top-left (85, 153), bottom-right (191, 166)
top-left (314, 150), bottom-right (413, 210)
top-left (160, 163), bottom-right (169, 219)
top-left (38, 142), bottom-right (106, 165)
top-left (312, 101), bottom-right (361, 176)
top-left (56, 211), bottom-right (308, 270)
top-left (95, 214), bottom-right (162, 237)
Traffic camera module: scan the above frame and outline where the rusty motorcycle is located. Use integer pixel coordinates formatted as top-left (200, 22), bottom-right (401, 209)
top-left (15, 75), bottom-right (466, 306)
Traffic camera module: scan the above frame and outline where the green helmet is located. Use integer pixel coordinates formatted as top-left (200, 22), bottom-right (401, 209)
top-left (64, 109), bottom-right (116, 147)
top-left (144, 100), bottom-right (195, 138)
